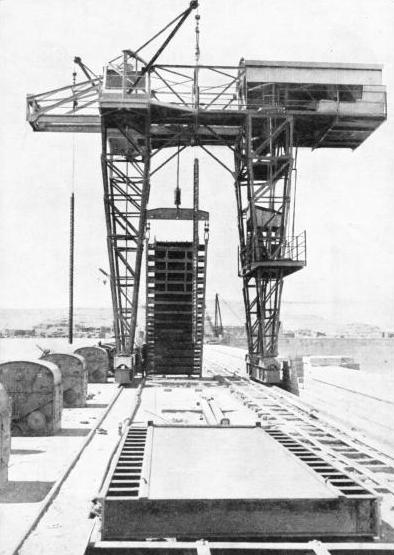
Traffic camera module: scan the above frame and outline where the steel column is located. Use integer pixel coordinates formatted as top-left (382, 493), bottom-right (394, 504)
top-left (101, 113), bottom-right (151, 355)
top-left (234, 114), bottom-right (297, 380)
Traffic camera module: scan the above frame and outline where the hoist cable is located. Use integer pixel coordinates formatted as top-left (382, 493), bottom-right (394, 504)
top-left (193, 6), bottom-right (201, 136)
top-left (135, 10), bottom-right (187, 55)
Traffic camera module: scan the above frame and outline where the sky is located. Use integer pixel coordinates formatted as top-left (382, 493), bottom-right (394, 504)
top-left (0, 0), bottom-right (393, 327)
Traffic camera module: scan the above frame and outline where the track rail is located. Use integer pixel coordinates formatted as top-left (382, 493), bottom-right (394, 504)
top-left (87, 537), bottom-right (394, 554)
top-left (16, 383), bottom-right (144, 555)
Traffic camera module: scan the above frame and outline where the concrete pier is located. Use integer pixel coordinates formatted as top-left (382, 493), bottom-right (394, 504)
top-left (74, 346), bottom-right (109, 383)
top-left (0, 360), bottom-right (62, 436)
top-left (0, 383), bottom-right (11, 487)
top-left (42, 353), bottom-right (87, 408)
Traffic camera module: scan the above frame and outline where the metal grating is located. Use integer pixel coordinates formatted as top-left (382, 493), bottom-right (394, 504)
top-left (265, 428), bottom-right (372, 497)
top-left (211, 360), bottom-right (394, 499)
top-left (106, 427), bottom-right (148, 498)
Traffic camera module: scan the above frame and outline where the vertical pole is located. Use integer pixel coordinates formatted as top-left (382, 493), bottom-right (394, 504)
top-left (193, 158), bottom-right (199, 248)
top-left (193, 158), bottom-right (199, 345)
top-left (101, 124), bottom-right (121, 352)
top-left (122, 50), bottom-right (128, 99)
top-left (68, 192), bottom-right (75, 344)
top-left (128, 113), bottom-right (152, 353)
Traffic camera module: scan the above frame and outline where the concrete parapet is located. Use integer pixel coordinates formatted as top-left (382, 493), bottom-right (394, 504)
top-left (0, 383), bottom-right (11, 487)
top-left (41, 353), bottom-right (87, 408)
top-left (291, 356), bottom-right (305, 385)
top-left (0, 360), bottom-right (62, 436)
top-left (74, 346), bottom-right (109, 383)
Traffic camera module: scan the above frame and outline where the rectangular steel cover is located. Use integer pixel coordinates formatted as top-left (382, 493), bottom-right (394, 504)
top-left (102, 426), bottom-right (378, 540)
top-left (149, 427), bottom-right (336, 499)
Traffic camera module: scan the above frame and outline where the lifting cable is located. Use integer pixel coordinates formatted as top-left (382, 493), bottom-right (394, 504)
top-left (195, 7), bottom-right (200, 65)
top-left (134, 8), bottom-right (191, 55)
top-left (193, 5), bottom-right (201, 131)
top-left (128, 1), bottom-right (198, 93)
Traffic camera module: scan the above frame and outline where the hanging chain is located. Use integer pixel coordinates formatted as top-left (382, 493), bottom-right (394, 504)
top-left (193, 7), bottom-right (201, 135)
top-left (174, 144), bottom-right (181, 209)
top-left (195, 10), bottom-right (200, 64)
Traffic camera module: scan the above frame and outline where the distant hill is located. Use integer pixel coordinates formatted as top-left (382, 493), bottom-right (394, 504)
top-left (0, 302), bottom-right (384, 337)
top-left (0, 307), bottom-right (113, 330)
top-left (280, 312), bottom-right (340, 335)
top-left (204, 298), bottom-right (342, 333)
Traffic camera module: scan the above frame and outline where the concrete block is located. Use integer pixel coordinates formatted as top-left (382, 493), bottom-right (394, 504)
top-left (0, 360), bottom-right (62, 436)
top-left (74, 346), bottom-right (109, 383)
top-left (42, 353), bottom-right (87, 408)
top-left (0, 383), bottom-right (11, 487)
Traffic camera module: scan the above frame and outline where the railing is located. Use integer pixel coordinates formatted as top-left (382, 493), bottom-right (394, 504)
top-left (282, 230), bottom-right (307, 263)
top-left (26, 58), bottom-right (387, 127)
top-left (149, 65), bottom-right (243, 111)
top-left (26, 77), bottom-right (102, 123)
top-left (244, 83), bottom-right (387, 117)
top-left (102, 60), bottom-right (244, 112)
top-left (239, 230), bottom-right (307, 271)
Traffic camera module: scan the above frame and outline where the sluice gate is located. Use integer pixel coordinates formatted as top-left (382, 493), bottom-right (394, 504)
top-left (146, 241), bottom-right (207, 375)
top-left (99, 421), bottom-right (379, 542)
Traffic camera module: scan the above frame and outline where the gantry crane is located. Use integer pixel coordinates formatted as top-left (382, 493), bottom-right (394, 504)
top-left (205, 293), bottom-right (224, 343)
top-left (26, 2), bottom-right (386, 384)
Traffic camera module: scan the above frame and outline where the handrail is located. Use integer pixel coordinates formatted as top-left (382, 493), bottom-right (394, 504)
top-left (26, 62), bottom-right (386, 127)
top-left (239, 230), bottom-right (307, 269)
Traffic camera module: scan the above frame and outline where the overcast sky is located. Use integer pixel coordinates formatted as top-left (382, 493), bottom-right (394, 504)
top-left (0, 0), bottom-right (393, 327)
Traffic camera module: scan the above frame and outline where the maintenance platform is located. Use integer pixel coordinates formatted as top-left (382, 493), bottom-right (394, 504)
top-left (28, 59), bottom-right (386, 152)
